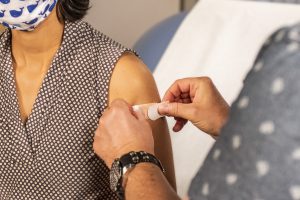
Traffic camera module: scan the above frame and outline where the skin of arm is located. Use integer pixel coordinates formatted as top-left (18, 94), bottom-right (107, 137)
top-left (126, 163), bottom-right (180, 200)
top-left (108, 52), bottom-right (177, 190)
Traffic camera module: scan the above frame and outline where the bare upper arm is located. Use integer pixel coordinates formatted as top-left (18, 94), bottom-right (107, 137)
top-left (108, 52), bottom-right (176, 189)
top-left (108, 52), bottom-right (160, 104)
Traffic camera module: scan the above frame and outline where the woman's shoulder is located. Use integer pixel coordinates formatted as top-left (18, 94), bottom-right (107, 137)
top-left (72, 20), bottom-right (128, 53)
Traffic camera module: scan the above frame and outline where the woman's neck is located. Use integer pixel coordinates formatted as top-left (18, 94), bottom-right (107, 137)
top-left (11, 7), bottom-right (64, 68)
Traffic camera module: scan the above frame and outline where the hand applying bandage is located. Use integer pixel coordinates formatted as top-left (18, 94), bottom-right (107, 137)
top-left (158, 77), bottom-right (230, 138)
top-left (93, 100), bottom-right (155, 167)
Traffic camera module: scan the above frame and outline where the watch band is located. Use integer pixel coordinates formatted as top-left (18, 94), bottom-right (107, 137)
top-left (115, 151), bottom-right (165, 199)
top-left (120, 151), bottom-right (165, 174)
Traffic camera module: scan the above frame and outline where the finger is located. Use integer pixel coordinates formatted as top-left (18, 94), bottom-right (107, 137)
top-left (173, 118), bottom-right (188, 132)
top-left (162, 78), bottom-right (196, 102)
top-left (134, 108), bottom-right (147, 121)
top-left (173, 124), bottom-right (182, 132)
top-left (174, 117), bottom-right (188, 124)
top-left (158, 102), bottom-right (196, 121)
top-left (173, 121), bottom-right (185, 132)
top-left (180, 92), bottom-right (190, 99)
top-left (99, 105), bottom-right (111, 123)
top-left (111, 99), bottom-right (132, 112)
top-left (94, 126), bottom-right (102, 137)
top-left (110, 99), bottom-right (137, 120)
top-left (175, 118), bottom-right (187, 126)
top-left (99, 101), bottom-right (133, 127)
top-left (182, 98), bottom-right (192, 104)
top-left (176, 98), bottom-right (192, 104)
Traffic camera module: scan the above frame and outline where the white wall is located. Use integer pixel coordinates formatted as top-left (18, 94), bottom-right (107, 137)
top-left (84, 0), bottom-right (180, 48)
top-left (0, 1), bottom-right (199, 45)
top-left (185, 0), bottom-right (199, 10)
top-left (0, 1), bottom-right (200, 44)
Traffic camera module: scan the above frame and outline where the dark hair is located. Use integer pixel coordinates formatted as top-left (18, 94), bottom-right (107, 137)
top-left (56, 0), bottom-right (90, 22)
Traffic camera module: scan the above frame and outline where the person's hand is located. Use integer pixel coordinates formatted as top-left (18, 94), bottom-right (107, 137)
top-left (158, 77), bottom-right (229, 137)
top-left (93, 99), bottom-right (155, 168)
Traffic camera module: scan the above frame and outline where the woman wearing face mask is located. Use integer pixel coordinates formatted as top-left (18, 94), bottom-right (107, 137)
top-left (0, 0), bottom-right (176, 199)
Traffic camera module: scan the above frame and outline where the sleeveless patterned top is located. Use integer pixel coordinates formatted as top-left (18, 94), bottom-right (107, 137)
top-left (0, 20), bottom-right (131, 199)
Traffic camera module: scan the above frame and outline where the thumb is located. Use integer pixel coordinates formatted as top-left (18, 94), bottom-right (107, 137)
top-left (158, 102), bottom-right (196, 121)
top-left (133, 107), bottom-right (147, 121)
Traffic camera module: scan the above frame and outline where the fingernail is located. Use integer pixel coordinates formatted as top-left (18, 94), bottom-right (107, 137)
top-left (158, 102), bottom-right (169, 114)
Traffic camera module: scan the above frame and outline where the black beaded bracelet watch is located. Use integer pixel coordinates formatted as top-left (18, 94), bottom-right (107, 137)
top-left (109, 151), bottom-right (165, 199)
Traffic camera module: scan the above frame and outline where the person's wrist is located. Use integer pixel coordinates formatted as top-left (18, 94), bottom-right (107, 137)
top-left (120, 153), bottom-right (164, 193)
top-left (126, 162), bottom-right (164, 182)
top-left (212, 105), bottom-right (230, 137)
top-left (133, 163), bottom-right (163, 173)
top-left (121, 162), bottom-right (165, 198)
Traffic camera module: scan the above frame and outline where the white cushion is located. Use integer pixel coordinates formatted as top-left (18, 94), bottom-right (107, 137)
top-left (154, 0), bottom-right (300, 196)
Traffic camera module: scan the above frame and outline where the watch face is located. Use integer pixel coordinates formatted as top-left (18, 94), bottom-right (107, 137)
top-left (110, 159), bottom-right (122, 192)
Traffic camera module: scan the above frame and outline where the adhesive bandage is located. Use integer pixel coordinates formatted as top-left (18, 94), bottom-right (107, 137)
top-left (132, 103), bottom-right (164, 121)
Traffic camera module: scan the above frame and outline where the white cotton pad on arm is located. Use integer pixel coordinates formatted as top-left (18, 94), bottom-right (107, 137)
top-left (147, 103), bottom-right (163, 121)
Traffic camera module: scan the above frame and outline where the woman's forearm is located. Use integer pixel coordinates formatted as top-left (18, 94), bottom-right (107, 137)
top-left (125, 163), bottom-right (180, 200)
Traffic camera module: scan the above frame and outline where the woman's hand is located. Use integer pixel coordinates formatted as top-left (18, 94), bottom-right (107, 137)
top-left (159, 77), bottom-right (230, 137)
top-left (93, 99), bottom-right (155, 168)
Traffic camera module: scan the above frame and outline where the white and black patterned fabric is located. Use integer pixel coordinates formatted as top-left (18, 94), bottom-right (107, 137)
top-left (0, 20), bottom-right (131, 199)
top-left (188, 24), bottom-right (300, 200)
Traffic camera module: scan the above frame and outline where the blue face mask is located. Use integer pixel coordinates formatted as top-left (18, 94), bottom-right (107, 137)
top-left (0, 0), bottom-right (57, 31)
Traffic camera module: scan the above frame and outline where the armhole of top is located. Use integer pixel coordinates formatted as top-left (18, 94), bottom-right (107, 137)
top-left (111, 49), bottom-right (140, 78)
top-left (0, 31), bottom-right (5, 39)
top-left (106, 49), bottom-right (139, 105)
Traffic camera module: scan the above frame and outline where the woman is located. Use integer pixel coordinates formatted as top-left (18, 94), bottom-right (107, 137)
top-left (0, 0), bottom-right (175, 199)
